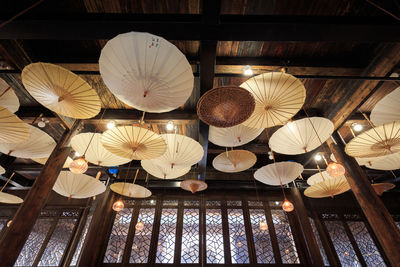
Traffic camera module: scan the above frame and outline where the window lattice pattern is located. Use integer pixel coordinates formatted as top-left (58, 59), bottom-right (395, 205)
top-left (0, 218), bottom-right (7, 233)
top-left (184, 200), bottom-right (199, 206)
top-left (104, 208), bottom-right (133, 263)
top-left (249, 209), bottom-right (275, 263)
top-left (15, 218), bottom-right (53, 266)
top-left (70, 215), bottom-right (93, 266)
top-left (271, 210), bottom-right (299, 264)
top-left (248, 201), bottom-right (263, 207)
top-left (227, 209), bottom-right (249, 264)
top-left (347, 221), bottom-right (386, 267)
top-left (156, 209), bottom-right (177, 263)
top-left (163, 200), bottom-right (178, 206)
top-left (38, 218), bottom-right (77, 266)
top-left (181, 209), bottom-right (199, 263)
top-left (324, 220), bottom-right (360, 267)
top-left (309, 218), bottom-right (329, 266)
top-left (206, 200), bottom-right (220, 206)
top-left (130, 208), bottom-right (155, 263)
top-left (206, 209), bottom-right (225, 264)
top-left (227, 200), bottom-right (242, 206)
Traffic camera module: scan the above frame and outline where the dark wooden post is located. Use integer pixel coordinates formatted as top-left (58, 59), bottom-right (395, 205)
top-left (0, 120), bottom-right (81, 266)
top-left (328, 131), bottom-right (400, 267)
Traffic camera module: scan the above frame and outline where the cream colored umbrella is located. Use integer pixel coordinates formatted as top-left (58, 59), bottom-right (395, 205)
top-left (181, 179), bottom-right (207, 194)
top-left (370, 87), bottom-right (400, 126)
top-left (365, 153), bottom-right (400, 171)
top-left (254, 162), bottom-right (304, 186)
top-left (0, 124), bottom-right (55, 158)
top-left (209, 124), bottom-right (264, 147)
top-left (99, 32), bottom-right (194, 113)
top-left (53, 171), bottom-right (106, 199)
top-left (345, 121), bottom-right (400, 158)
top-left (269, 117), bottom-right (334, 155)
top-left (0, 78), bottom-right (19, 113)
top-left (71, 133), bottom-right (131, 166)
top-left (141, 160), bottom-right (190, 179)
top-left (101, 126), bottom-right (167, 160)
top-left (151, 134), bottom-right (204, 169)
top-left (0, 166), bottom-right (5, 175)
top-left (372, 183), bottom-right (395, 196)
top-left (110, 182), bottom-right (152, 198)
top-left (32, 157), bottom-right (73, 168)
top-left (240, 72), bottom-right (306, 129)
top-left (304, 177), bottom-right (350, 198)
top-left (212, 150), bottom-right (257, 173)
top-left (307, 171), bottom-right (343, 185)
top-left (21, 62), bottom-right (101, 119)
top-left (0, 105), bottom-right (29, 144)
top-left (0, 192), bottom-right (23, 204)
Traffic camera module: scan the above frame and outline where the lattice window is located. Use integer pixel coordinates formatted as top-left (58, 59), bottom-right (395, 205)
top-left (206, 200), bottom-right (220, 206)
top-left (163, 199), bottom-right (179, 206)
top-left (248, 201), bottom-right (263, 207)
top-left (181, 209), bottom-right (199, 263)
top-left (309, 217), bottom-right (329, 266)
top-left (271, 209), bottom-right (299, 264)
top-left (206, 209), bottom-right (225, 264)
top-left (227, 200), bottom-right (242, 206)
top-left (184, 200), bottom-right (199, 206)
top-left (249, 209), bottom-right (275, 263)
top-left (70, 214), bottom-right (93, 266)
top-left (0, 218), bottom-right (7, 233)
top-left (347, 221), bottom-right (386, 267)
top-left (104, 208), bottom-right (133, 263)
top-left (227, 209), bottom-right (249, 264)
top-left (141, 199), bottom-right (156, 206)
top-left (156, 208), bottom-right (177, 263)
top-left (130, 208), bottom-right (155, 263)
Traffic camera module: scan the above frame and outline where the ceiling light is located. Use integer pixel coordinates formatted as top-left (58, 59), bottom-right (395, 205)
top-left (135, 220), bottom-right (144, 231)
top-left (166, 121), bottom-right (174, 131)
top-left (112, 199), bottom-right (124, 212)
top-left (69, 156), bottom-right (88, 174)
top-left (314, 154), bottom-right (322, 161)
top-left (259, 220), bottom-right (268, 231)
top-left (74, 151), bottom-right (80, 157)
top-left (352, 123), bottom-right (363, 132)
top-left (282, 199), bottom-right (294, 212)
top-left (107, 121), bottom-right (115, 129)
top-left (326, 162), bottom-right (345, 177)
top-left (243, 65), bottom-right (253, 76)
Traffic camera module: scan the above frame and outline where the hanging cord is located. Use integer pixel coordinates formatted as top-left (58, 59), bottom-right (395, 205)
top-left (1, 173), bottom-right (15, 192)
top-left (0, 0), bottom-right (45, 29)
top-left (365, 0), bottom-right (400, 22)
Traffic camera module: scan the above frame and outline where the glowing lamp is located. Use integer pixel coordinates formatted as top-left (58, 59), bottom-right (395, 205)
top-left (112, 200), bottom-right (124, 212)
top-left (282, 199), bottom-right (294, 212)
top-left (259, 220), bottom-right (268, 231)
top-left (326, 162), bottom-right (345, 177)
top-left (7, 220), bottom-right (12, 227)
top-left (69, 156), bottom-right (88, 174)
top-left (136, 220), bottom-right (144, 231)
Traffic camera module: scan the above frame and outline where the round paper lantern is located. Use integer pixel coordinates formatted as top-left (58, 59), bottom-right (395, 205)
top-left (181, 179), bottom-right (208, 194)
top-left (32, 157), bottom-right (73, 168)
top-left (0, 78), bottom-right (19, 113)
top-left (0, 105), bottom-right (29, 144)
top-left (240, 72), bottom-right (306, 128)
top-left (372, 183), bottom-right (395, 196)
top-left (326, 162), bottom-right (345, 177)
top-left (53, 171), bottom-right (106, 199)
top-left (69, 157), bottom-right (88, 174)
top-left (282, 199), bottom-right (294, 212)
top-left (110, 182), bottom-right (152, 198)
top-left (212, 150), bottom-right (257, 173)
top-left (101, 126), bottom-right (167, 160)
top-left (0, 124), bottom-right (55, 158)
top-left (370, 87), bottom-right (400, 126)
top-left (269, 117), bottom-right (334, 155)
top-left (113, 200), bottom-right (124, 212)
top-left (209, 124), bottom-right (264, 147)
top-left (22, 63), bottom-right (101, 119)
top-left (99, 31), bottom-right (194, 113)
top-left (304, 177), bottom-right (350, 198)
top-left (0, 192), bottom-right (23, 204)
top-left (141, 160), bottom-right (190, 179)
top-left (365, 153), bottom-right (400, 170)
top-left (0, 166), bottom-right (5, 175)
top-left (254, 162), bottom-right (304, 186)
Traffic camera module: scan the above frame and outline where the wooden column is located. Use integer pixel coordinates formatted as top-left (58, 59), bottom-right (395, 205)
top-left (328, 131), bottom-right (400, 267)
top-left (0, 120), bottom-right (81, 266)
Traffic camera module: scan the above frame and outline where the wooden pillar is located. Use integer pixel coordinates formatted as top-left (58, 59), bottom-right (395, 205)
top-left (0, 120), bottom-right (81, 266)
top-left (328, 131), bottom-right (400, 267)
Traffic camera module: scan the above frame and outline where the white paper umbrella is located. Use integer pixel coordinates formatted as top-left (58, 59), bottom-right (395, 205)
top-left (0, 105), bottom-right (29, 144)
top-left (370, 87), bottom-right (400, 126)
top-left (254, 162), bottom-right (304, 186)
top-left (307, 171), bottom-right (344, 185)
top-left (269, 117), bottom-right (334, 155)
top-left (0, 78), bottom-right (19, 113)
top-left (110, 182), bottom-right (152, 198)
top-left (0, 192), bottom-right (23, 204)
top-left (304, 177), bottom-right (350, 198)
top-left (209, 124), bottom-right (264, 147)
top-left (240, 72), bottom-right (306, 128)
top-left (330, 153), bottom-right (375, 166)
top-left (152, 134), bottom-right (204, 170)
top-left (141, 160), bottom-right (190, 179)
top-left (365, 153), bottom-right (400, 171)
top-left (32, 157), bottom-right (73, 168)
top-left (0, 124), bottom-right (55, 158)
top-left (99, 31), bottom-right (194, 113)
top-left (212, 150), bottom-right (257, 173)
top-left (71, 133), bottom-right (131, 166)
top-left (53, 171), bottom-right (106, 199)
top-left (0, 166), bottom-right (5, 175)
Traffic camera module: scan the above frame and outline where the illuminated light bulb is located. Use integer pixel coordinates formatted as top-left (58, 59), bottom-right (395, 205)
top-left (260, 220), bottom-right (268, 231)
top-left (243, 65), bottom-right (253, 76)
top-left (38, 121), bottom-right (46, 128)
top-left (352, 123), bottom-right (363, 132)
top-left (112, 200), bottom-right (124, 212)
top-left (314, 154), bottom-right (322, 161)
top-left (166, 121), bottom-right (174, 131)
top-left (107, 120), bottom-right (115, 129)
top-left (74, 151), bottom-right (80, 157)
top-left (282, 199), bottom-right (294, 212)
top-left (136, 220), bottom-right (144, 231)
top-left (7, 220), bottom-right (12, 227)
top-left (237, 241), bottom-right (243, 247)
top-left (326, 162), bottom-right (345, 177)
top-left (69, 156), bottom-right (88, 174)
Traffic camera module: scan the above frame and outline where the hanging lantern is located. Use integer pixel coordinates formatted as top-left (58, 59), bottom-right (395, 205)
top-left (136, 219), bottom-right (144, 231)
top-left (69, 156), bottom-right (88, 174)
top-left (326, 162), bottom-right (345, 177)
top-left (282, 199), bottom-right (294, 212)
top-left (112, 199), bottom-right (124, 212)
top-left (259, 220), bottom-right (268, 231)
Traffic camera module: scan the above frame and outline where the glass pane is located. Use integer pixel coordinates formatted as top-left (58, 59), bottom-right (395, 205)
top-left (130, 208), bottom-right (155, 263)
top-left (181, 209), bottom-right (199, 263)
top-left (38, 218), bottom-right (77, 266)
top-left (103, 208), bottom-right (133, 263)
top-left (227, 209), bottom-right (249, 264)
top-left (309, 218), bottom-right (329, 266)
top-left (156, 209), bottom-right (177, 263)
top-left (271, 209), bottom-right (299, 264)
top-left (249, 209), bottom-right (274, 263)
top-left (70, 215), bottom-right (93, 266)
top-left (324, 220), bottom-right (361, 267)
top-left (15, 218), bottom-right (53, 266)
top-left (206, 209), bottom-right (225, 264)
top-left (347, 221), bottom-right (386, 267)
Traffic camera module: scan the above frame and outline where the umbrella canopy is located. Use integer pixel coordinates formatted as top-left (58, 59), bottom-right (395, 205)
top-left (254, 162), bottom-right (304, 186)
top-left (21, 62), bottom-right (101, 119)
top-left (330, 153), bottom-right (376, 166)
top-left (370, 87), bottom-right (400, 126)
top-left (99, 31), bottom-right (194, 113)
top-left (0, 166), bottom-right (4, 175)
top-left (32, 157), bottom-right (73, 168)
top-left (181, 179), bottom-right (208, 194)
top-left (110, 182), bottom-right (152, 198)
top-left (141, 160), bottom-right (190, 179)
top-left (240, 72), bottom-right (306, 128)
top-left (0, 192), bottom-right (23, 204)
top-left (0, 105), bottom-right (29, 144)
top-left (307, 171), bottom-right (344, 185)
top-left (212, 150), bottom-right (257, 173)
top-left (372, 183), bottom-right (395, 196)
top-left (365, 153), bottom-right (400, 171)
top-left (269, 117), bottom-right (334, 155)
top-left (209, 124), bottom-right (264, 147)
top-left (0, 78), bottom-right (19, 113)
top-left (304, 177), bottom-right (350, 198)
top-left (101, 126), bottom-right (167, 160)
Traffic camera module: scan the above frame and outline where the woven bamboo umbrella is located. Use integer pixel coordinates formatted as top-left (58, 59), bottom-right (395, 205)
top-left (141, 160), bottom-right (190, 179)
top-left (240, 72), bottom-right (306, 129)
top-left (101, 126), bottom-right (167, 160)
top-left (0, 105), bottom-right (29, 144)
top-left (254, 162), bottom-right (304, 186)
top-left (307, 171), bottom-right (343, 185)
top-left (181, 179), bottom-right (208, 194)
top-left (304, 177), bottom-right (350, 198)
top-left (151, 134), bottom-right (204, 170)
top-left (370, 87), bottom-right (400, 126)
top-left (99, 32), bottom-right (194, 113)
top-left (21, 62), bottom-right (101, 119)
top-left (110, 183), bottom-right (152, 198)
top-left (0, 78), bottom-right (19, 113)
top-left (364, 153), bottom-right (400, 171)
top-left (53, 171), bottom-right (106, 199)
top-left (32, 157), bottom-right (73, 168)
top-left (0, 124), bottom-right (55, 158)
top-left (209, 124), bottom-right (264, 147)
top-left (269, 117), bottom-right (334, 155)
top-left (71, 133), bottom-right (131, 166)
top-left (212, 150), bottom-right (257, 173)
top-left (372, 183), bottom-right (395, 196)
